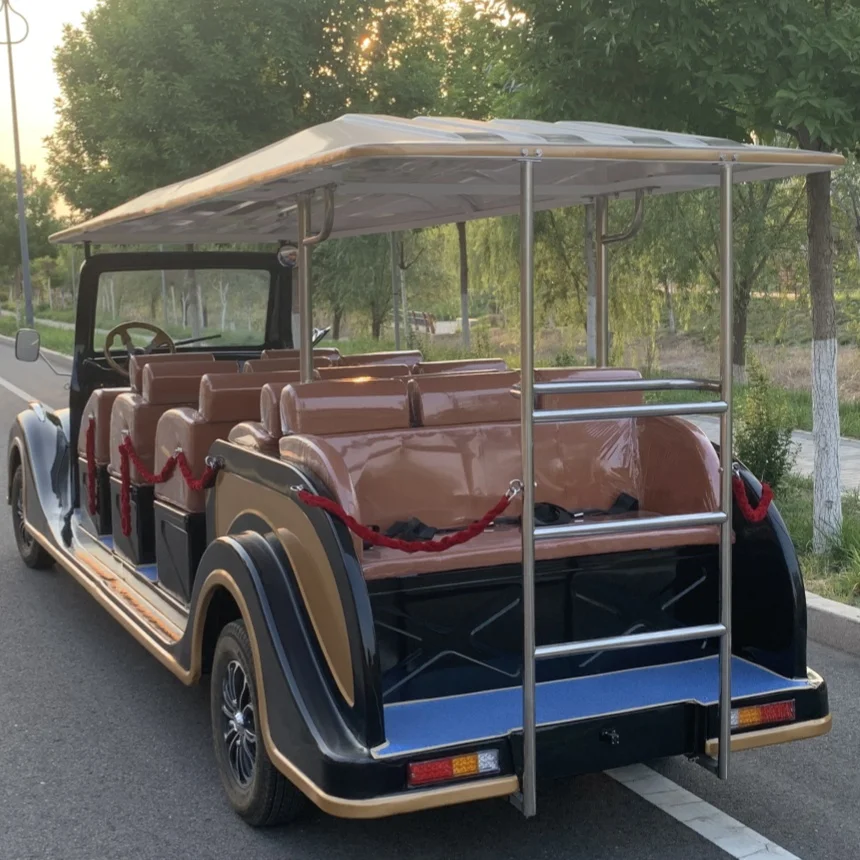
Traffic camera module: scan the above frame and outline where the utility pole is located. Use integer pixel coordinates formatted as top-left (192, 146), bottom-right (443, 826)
top-left (2, 0), bottom-right (34, 326)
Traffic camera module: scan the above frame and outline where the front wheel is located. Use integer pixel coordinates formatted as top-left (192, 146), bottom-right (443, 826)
top-left (210, 619), bottom-right (307, 827)
top-left (10, 464), bottom-right (52, 569)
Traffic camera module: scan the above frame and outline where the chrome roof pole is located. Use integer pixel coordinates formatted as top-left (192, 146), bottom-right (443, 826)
top-left (717, 159), bottom-right (735, 779)
top-left (296, 193), bottom-right (313, 383)
top-left (595, 196), bottom-right (609, 367)
top-left (518, 152), bottom-right (538, 819)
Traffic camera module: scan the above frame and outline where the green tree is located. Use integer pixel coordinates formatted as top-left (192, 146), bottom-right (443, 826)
top-left (48, 0), bottom-right (452, 216)
top-left (507, 0), bottom-right (860, 550)
top-left (0, 165), bottom-right (62, 274)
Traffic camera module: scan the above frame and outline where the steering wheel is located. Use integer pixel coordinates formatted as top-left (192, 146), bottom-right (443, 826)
top-left (103, 321), bottom-right (176, 377)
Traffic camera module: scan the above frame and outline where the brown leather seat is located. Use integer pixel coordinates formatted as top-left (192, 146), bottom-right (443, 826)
top-left (261, 347), bottom-right (341, 360)
top-left (318, 364), bottom-right (412, 380)
top-left (278, 372), bottom-right (720, 579)
top-left (108, 358), bottom-right (238, 482)
top-left (78, 388), bottom-right (128, 465)
top-left (243, 356), bottom-right (334, 372)
top-left (415, 358), bottom-right (508, 374)
top-left (228, 370), bottom-right (311, 454)
top-left (126, 352), bottom-right (217, 392)
top-left (337, 350), bottom-right (422, 369)
top-left (155, 371), bottom-right (303, 511)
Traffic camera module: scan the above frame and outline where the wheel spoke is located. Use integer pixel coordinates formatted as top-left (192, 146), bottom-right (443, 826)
top-left (220, 658), bottom-right (256, 786)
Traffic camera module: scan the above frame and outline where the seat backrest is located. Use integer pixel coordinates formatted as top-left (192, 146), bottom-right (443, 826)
top-left (128, 353), bottom-right (215, 392)
top-left (261, 347), bottom-right (341, 360)
top-left (415, 358), bottom-right (508, 375)
top-left (318, 364), bottom-right (412, 380)
top-left (337, 350), bottom-right (422, 368)
top-left (142, 361), bottom-right (237, 405)
top-left (534, 367), bottom-right (643, 410)
top-left (409, 371), bottom-right (520, 427)
top-left (281, 379), bottom-right (410, 436)
top-left (243, 356), bottom-right (334, 373)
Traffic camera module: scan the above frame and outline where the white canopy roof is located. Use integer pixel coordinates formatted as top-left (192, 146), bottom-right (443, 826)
top-left (51, 114), bottom-right (843, 245)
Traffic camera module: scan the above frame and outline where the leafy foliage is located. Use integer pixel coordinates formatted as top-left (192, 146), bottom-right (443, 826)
top-left (0, 165), bottom-right (62, 271)
top-left (735, 355), bottom-right (797, 490)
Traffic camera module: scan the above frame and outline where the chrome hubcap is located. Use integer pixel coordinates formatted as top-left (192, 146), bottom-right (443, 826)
top-left (221, 660), bottom-right (257, 787)
top-left (14, 484), bottom-right (32, 550)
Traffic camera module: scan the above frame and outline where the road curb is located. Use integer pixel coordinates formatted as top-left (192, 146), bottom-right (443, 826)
top-left (0, 333), bottom-right (73, 363)
top-left (806, 590), bottom-right (860, 656)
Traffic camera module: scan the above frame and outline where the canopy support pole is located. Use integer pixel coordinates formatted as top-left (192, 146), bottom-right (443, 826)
top-left (518, 153), bottom-right (537, 820)
top-left (595, 197), bottom-right (609, 367)
top-left (297, 193), bottom-right (313, 383)
top-left (717, 159), bottom-right (734, 780)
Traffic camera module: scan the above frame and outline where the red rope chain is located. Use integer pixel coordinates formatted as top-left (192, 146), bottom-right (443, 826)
top-left (118, 435), bottom-right (221, 536)
top-left (732, 475), bottom-right (773, 523)
top-left (297, 487), bottom-right (518, 553)
top-left (85, 417), bottom-right (98, 516)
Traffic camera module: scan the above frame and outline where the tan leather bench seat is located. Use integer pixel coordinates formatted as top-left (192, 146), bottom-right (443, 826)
top-left (279, 372), bottom-right (720, 579)
top-left (337, 350), bottom-right (422, 369)
top-left (228, 370), bottom-right (308, 455)
top-left (108, 358), bottom-right (238, 482)
top-left (414, 358), bottom-right (508, 374)
top-left (261, 347), bottom-right (341, 360)
top-left (318, 364), bottom-right (412, 380)
top-left (78, 388), bottom-right (128, 465)
top-left (155, 371), bottom-right (303, 511)
top-left (243, 356), bottom-right (334, 373)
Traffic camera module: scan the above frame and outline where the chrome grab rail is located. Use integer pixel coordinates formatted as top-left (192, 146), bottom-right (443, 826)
top-left (535, 623), bottom-right (726, 661)
top-left (513, 377), bottom-right (721, 395)
top-left (533, 401), bottom-right (727, 424)
top-left (535, 511), bottom-right (726, 541)
top-left (514, 159), bottom-right (735, 818)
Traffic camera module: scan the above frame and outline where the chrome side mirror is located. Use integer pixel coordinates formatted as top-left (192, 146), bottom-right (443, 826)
top-left (15, 328), bottom-right (40, 362)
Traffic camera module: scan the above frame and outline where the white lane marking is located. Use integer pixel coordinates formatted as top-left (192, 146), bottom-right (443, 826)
top-left (0, 373), bottom-right (40, 404)
top-left (608, 764), bottom-right (801, 859)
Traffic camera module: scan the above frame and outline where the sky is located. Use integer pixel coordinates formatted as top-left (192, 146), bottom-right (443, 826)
top-left (1, 0), bottom-right (97, 176)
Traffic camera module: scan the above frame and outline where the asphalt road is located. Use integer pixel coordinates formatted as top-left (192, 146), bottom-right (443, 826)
top-left (0, 338), bottom-right (857, 860)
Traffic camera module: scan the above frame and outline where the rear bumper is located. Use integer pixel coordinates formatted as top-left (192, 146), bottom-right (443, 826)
top-left (270, 665), bottom-right (830, 819)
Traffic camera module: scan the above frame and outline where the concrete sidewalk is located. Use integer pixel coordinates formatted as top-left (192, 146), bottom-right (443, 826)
top-left (691, 415), bottom-right (860, 492)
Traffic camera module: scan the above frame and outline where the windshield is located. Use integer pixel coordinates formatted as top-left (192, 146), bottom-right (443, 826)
top-left (95, 267), bottom-right (271, 349)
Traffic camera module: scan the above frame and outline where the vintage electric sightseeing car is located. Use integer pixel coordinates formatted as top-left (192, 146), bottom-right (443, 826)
top-left (8, 115), bottom-right (837, 825)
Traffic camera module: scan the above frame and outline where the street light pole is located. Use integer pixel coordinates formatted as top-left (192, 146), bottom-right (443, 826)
top-left (2, 0), bottom-right (34, 326)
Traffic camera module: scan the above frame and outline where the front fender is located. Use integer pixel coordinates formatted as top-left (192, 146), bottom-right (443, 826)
top-left (8, 403), bottom-right (71, 547)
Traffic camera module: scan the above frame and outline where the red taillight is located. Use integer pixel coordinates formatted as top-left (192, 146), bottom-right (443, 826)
top-left (731, 699), bottom-right (796, 730)
top-left (407, 749), bottom-right (500, 787)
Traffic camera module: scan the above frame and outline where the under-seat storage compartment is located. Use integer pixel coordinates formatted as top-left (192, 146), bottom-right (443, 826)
top-left (153, 501), bottom-right (207, 603)
top-left (109, 476), bottom-right (155, 565)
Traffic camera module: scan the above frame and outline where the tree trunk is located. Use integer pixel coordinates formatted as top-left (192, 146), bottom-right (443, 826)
top-left (184, 244), bottom-right (202, 337)
top-left (664, 281), bottom-right (676, 335)
top-left (585, 203), bottom-right (597, 362)
top-left (372, 312), bottom-right (383, 340)
top-left (807, 171), bottom-right (842, 553)
top-left (332, 307), bottom-right (343, 340)
top-left (733, 297), bottom-right (748, 384)
top-left (456, 221), bottom-right (470, 349)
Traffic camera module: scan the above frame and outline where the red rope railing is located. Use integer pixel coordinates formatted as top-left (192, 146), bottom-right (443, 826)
top-left (118, 435), bottom-right (222, 536)
top-left (85, 417), bottom-right (98, 516)
top-left (296, 481), bottom-right (522, 554)
top-left (732, 474), bottom-right (773, 523)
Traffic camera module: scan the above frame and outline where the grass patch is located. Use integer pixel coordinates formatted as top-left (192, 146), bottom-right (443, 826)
top-left (0, 316), bottom-right (76, 356)
top-left (777, 474), bottom-right (860, 607)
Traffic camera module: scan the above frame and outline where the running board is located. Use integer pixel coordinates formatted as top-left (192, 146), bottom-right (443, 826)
top-left (375, 656), bottom-right (811, 760)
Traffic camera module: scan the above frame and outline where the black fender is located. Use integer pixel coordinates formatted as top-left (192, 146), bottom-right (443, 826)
top-left (7, 403), bottom-right (72, 547)
top-left (185, 532), bottom-right (406, 801)
top-left (731, 460), bottom-right (807, 679)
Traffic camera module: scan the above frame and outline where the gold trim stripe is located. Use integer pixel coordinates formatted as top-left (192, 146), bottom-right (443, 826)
top-left (704, 714), bottom-right (832, 756)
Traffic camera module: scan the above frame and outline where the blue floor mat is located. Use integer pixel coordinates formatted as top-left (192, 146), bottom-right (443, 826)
top-left (378, 656), bottom-right (811, 758)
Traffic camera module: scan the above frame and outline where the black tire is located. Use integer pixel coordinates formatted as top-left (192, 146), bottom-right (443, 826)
top-left (10, 464), bottom-right (53, 570)
top-left (211, 619), bottom-right (307, 827)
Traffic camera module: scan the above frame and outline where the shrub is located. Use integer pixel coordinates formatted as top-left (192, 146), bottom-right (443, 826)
top-left (734, 355), bottom-right (797, 491)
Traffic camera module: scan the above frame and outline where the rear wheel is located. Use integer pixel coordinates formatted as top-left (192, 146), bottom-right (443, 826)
top-left (210, 619), bottom-right (307, 827)
top-left (10, 464), bottom-right (52, 569)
